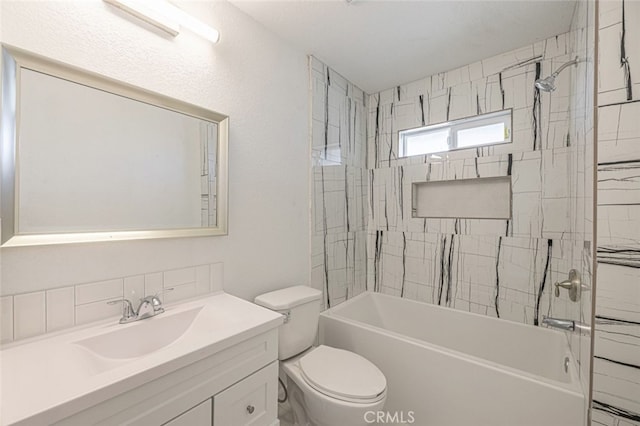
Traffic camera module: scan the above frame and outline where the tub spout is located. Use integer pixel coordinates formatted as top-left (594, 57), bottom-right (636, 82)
top-left (542, 316), bottom-right (574, 330)
top-left (542, 316), bottom-right (591, 334)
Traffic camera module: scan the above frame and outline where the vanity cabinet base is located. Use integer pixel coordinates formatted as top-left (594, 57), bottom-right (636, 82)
top-left (213, 361), bottom-right (278, 426)
top-left (163, 399), bottom-right (212, 426)
top-left (53, 329), bottom-right (278, 426)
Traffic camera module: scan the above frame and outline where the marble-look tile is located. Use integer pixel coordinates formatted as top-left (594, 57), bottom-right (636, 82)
top-left (598, 160), bottom-right (640, 206)
top-left (598, 102), bottom-right (640, 164)
top-left (598, 24), bottom-right (629, 105)
top-left (593, 0), bottom-right (640, 422)
top-left (597, 0), bottom-right (640, 105)
top-left (310, 59), bottom-right (369, 310)
top-left (594, 322), bottom-right (640, 373)
top-left (592, 409), bottom-right (640, 426)
top-left (598, 205), bottom-right (640, 245)
top-left (595, 262), bottom-right (640, 323)
top-left (592, 357), bottom-right (640, 420)
top-left (366, 231), bottom-right (578, 325)
top-left (599, 0), bottom-right (622, 30)
top-left (312, 231), bottom-right (367, 309)
top-left (310, 58), bottom-right (367, 168)
top-left (315, 26), bottom-right (592, 323)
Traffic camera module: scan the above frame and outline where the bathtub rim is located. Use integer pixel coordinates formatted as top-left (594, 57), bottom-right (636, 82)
top-left (320, 291), bottom-right (585, 399)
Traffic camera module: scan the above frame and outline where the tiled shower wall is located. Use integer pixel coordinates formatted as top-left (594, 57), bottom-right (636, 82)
top-left (310, 5), bottom-right (596, 414)
top-left (310, 57), bottom-right (368, 308)
top-left (592, 0), bottom-right (640, 424)
top-left (312, 29), bottom-right (593, 323)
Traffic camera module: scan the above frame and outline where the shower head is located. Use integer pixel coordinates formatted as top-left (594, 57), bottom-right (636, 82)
top-left (534, 57), bottom-right (579, 92)
top-left (535, 75), bottom-right (557, 92)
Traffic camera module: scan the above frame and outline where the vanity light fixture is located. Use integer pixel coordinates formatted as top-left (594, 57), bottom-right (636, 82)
top-left (171, 6), bottom-right (220, 44)
top-left (104, 0), bottom-right (180, 36)
top-left (104, 0), bottom-right (220, 44)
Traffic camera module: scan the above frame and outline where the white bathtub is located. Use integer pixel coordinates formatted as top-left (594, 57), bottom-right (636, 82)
top-left (318, 292), bottom-right (586, 426)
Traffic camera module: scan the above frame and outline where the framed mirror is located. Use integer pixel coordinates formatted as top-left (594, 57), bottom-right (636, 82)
top-left (0, 45), bottom-right (228, 247)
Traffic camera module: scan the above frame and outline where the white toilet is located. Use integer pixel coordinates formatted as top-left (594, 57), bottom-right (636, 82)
top-left (255, 286), bottom-right (387, 426)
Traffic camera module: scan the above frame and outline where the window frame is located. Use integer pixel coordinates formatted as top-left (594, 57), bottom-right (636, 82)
top-left (398, 109), bottom-right (512, 158)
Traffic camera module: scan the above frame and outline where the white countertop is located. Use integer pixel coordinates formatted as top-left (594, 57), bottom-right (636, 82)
top-left (0, 292), bottom-right (283, 425)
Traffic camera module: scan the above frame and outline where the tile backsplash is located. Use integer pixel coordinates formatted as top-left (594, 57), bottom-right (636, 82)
top-left (0, 262), bottom-right (223, 344)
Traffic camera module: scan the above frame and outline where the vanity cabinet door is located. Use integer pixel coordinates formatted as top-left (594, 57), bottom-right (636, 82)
top-left (163, 399), bottom-right (212, 426)
top-left (213, 361), bottom-right (278, 426)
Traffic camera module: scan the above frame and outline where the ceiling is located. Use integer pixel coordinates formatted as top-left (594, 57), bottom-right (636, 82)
top-left (230, 0), bottom-right (578, 93)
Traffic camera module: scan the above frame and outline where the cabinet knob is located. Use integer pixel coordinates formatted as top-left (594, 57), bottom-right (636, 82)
top-left (246, 405), bottom-right (255, 414)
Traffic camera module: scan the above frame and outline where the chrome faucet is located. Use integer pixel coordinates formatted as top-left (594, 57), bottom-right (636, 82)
top-left (543, 316), bottom-right (635, 334)
top-left (108, 289), bottom-right (173, 324)
top-left (542, 316), bottom-right (591, 334)
top-left (108, 298), bottom-right (137, 323)
top-left (136, 295), bottom-right (165, 320)
top-left (542, 316), bottom-right (575, 331)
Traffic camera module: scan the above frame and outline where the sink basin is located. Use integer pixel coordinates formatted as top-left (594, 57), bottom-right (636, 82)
top-left (75, 306), bottom-right (202, 359)
top-left (2, 292), bottom-right (285, 426)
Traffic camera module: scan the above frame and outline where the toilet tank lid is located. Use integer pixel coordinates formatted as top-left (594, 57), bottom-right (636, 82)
top-left (254, 286), bottom-right (322, 310)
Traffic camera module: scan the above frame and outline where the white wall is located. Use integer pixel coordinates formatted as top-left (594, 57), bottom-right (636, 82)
top-left (0, 0), bottom-right (309, 301)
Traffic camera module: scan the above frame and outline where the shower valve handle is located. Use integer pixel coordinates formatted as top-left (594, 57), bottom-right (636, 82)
top-left (554, 269), bottom-right (581, 302)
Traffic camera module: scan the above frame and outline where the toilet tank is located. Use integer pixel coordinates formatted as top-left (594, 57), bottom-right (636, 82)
top-left (254, 286), bottom-right (322, 360)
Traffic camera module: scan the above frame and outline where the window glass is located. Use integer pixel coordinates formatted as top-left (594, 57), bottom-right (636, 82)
top-left (456, 123), bottom-right (505, 148)
top-left (404, 129), bottom-right (450, 156)
top-left (399, 109), bottom-right (511, 157)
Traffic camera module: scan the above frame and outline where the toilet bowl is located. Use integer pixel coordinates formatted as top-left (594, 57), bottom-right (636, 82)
top-left (254, 286), bottom-right (387, 426)
top-left (282, 345), bottom-right (387, 426)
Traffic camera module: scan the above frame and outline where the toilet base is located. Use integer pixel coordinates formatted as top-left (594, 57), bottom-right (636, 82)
top-left (280, 349), bottom-right (387, 426)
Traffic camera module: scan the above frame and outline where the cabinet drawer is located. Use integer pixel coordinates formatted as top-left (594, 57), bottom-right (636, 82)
top-left (213, 361), bottom-right (278, 426)
top-left (163, 399), bottom-right (212, 426)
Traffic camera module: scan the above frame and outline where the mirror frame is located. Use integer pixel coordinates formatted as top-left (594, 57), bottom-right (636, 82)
top-left (0, 45), bottom-right (228, 247)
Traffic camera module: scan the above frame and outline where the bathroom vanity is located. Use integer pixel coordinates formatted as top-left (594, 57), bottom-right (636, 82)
top-left (0, 292), bottom-right (282, 426)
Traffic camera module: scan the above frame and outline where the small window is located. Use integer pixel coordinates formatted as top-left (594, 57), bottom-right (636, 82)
top-left (399, 109), bottom-right (512, 157)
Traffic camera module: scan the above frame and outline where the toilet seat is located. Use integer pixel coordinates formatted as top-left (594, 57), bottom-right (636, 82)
top-left (298, 345), bottom-right (386, 404)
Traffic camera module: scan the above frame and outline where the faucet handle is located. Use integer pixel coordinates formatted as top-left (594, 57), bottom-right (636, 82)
top-left (148, 287), bottom-right (174, 308)
top-left (153, 287), bottom-right (174, 299)
top-left (107, 298), bottom-right (137, 323)
top-left (138, 288), bottom-right (174, 317)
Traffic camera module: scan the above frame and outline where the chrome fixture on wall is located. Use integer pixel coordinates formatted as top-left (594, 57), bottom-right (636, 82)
top-left (554, 269), bottom-right (583, 302)
top-left (534, 57), bottom-right (579, 92)
top-left (542, 316), bottom-right (590, 334)
top-left (542, 316), bottom-right (636, 335)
